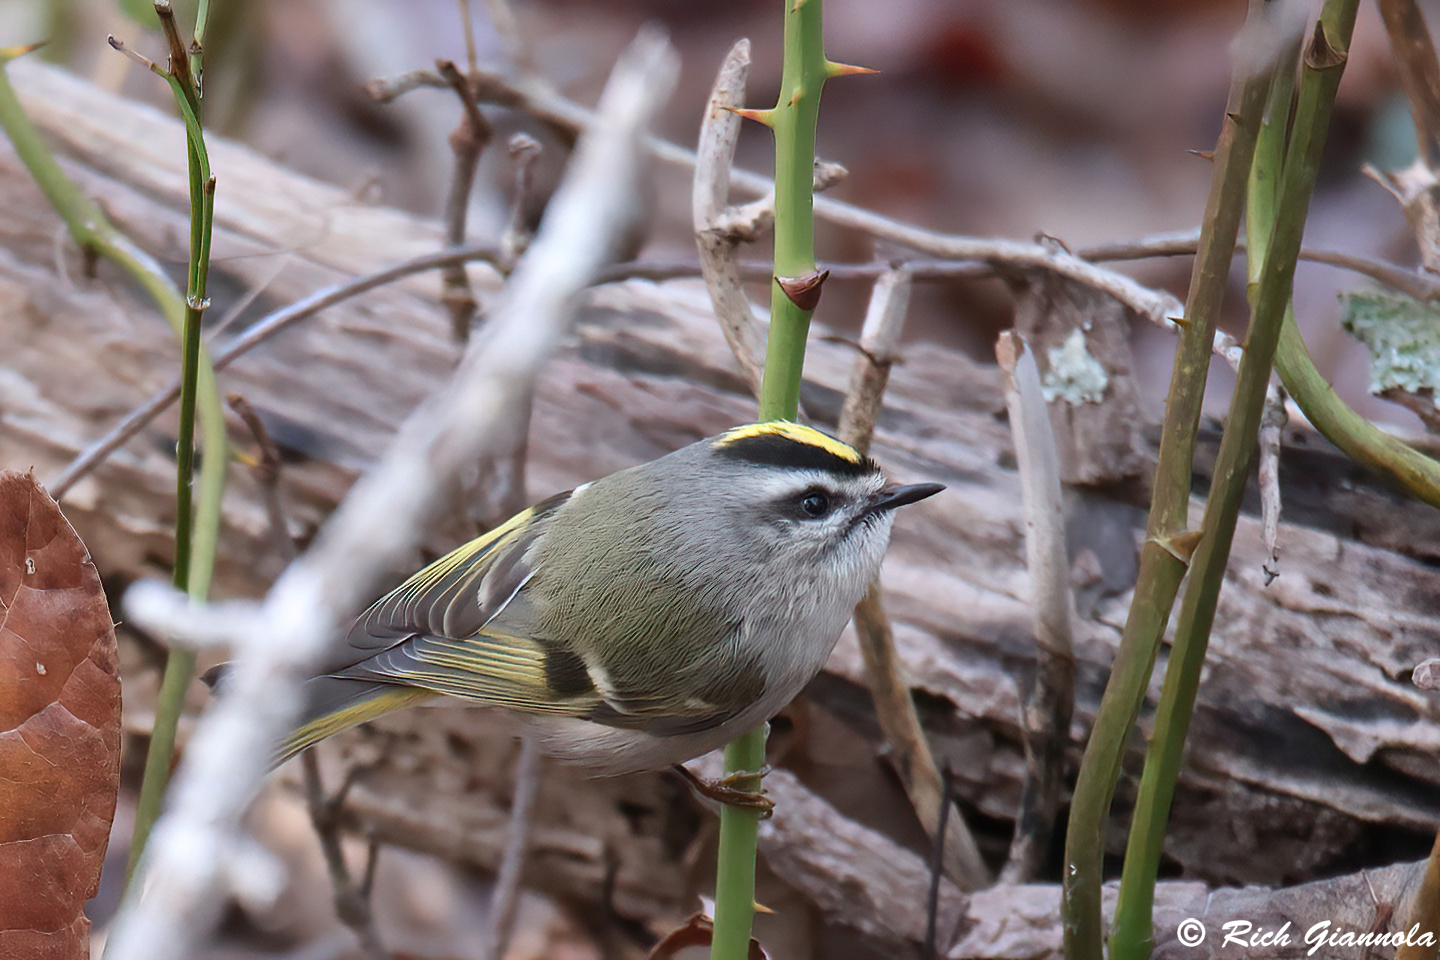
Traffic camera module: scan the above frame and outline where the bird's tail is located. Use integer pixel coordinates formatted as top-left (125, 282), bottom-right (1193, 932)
top-left (205, 665), bottom-right (432, 766)
top-left (278, 678), bottom-right (434, 764)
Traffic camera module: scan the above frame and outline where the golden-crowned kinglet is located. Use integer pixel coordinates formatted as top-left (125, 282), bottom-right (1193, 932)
top-left (282, 421), bottom-right (942, 774)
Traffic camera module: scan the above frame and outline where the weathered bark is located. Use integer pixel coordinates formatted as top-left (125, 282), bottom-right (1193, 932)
top-left (4, 59), bottom-right (1440, 955)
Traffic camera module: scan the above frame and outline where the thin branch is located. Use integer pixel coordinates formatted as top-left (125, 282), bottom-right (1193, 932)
top-left (837, 266), bottom-right (909, 443)
top-left (692, 39), bottom-right (768, 399)
top-left (479, 738), bottom-right (542, 960)
top-left (48, 243), bottom-right (504, 499)
top-left (302, 752), bottom-right (389, 960)
top-left (995, 332), bottom-right (1077, 884)
top-left (227, 393), bottom-right (296, 561)
top-left (925, 765), bottom-right (955, 960)
top-left (101, 32), bottom-right (678, 960)
top-left (436, 59), bottom-right (494, 341)
top-left (374, 65), bottom-right (1182, 325)
top-left (618, 239), bottom-right (1440, 303)
top-left (458, 0), bottom-right (478, 75)
top-left (1080, 229), bottom-right (1440, 303)
top-left (501, 132), bottom-right (542, 264)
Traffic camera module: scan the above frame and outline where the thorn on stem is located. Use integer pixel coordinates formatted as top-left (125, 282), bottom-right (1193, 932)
top-left (1156, 529), bottom-right (1204, 563)
top-left (1189, 149), bottom-right (1216, 161)
top-left (728, 106), bottom-right (775, 127)
top-left (825, 59), bottom-right (879, 78)
top-left (1303, 19), bottom-right (1346, 71)
top-left (776, 270), bottom-right (830, 312)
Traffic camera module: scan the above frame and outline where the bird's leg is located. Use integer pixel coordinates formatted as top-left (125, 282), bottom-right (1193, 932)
top-left (672, 763), bottom-right (775, 818)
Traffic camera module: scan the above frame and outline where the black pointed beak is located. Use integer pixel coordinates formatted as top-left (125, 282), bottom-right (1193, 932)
top-left (866, 482), bottom-right (945, 515)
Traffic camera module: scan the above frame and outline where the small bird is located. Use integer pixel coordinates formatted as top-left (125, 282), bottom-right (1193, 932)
top-left (281, 421), bottom-right (942, 777)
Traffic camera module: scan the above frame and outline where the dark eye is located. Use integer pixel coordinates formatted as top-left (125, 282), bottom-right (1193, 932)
top-left (799, 491), bottom-right (831, 518)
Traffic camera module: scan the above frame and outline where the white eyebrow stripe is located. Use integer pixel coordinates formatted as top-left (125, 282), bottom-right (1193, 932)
top-left (751, 470), bottom-right (842, 499)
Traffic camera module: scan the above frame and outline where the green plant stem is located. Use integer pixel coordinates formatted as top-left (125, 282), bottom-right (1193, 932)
top-left (1108, 5), bottom-right (1357, 958)
top-left (1241, 4), bottom-right (1440, 508)
top-left (126, 4), bottom-right (223, 883)
top-left (192, 0), bottom-right (211, 83)
top-left (713, 731), bottom-right (766, 959)
top-left (754, 0), bottom-right (824, 417)
top-left (1060, 6), bottom-right (1278, 957)
top-left (1274, 313), bottom-right (1440, 503)
top-left (712, 2), bottom-right (832, 958)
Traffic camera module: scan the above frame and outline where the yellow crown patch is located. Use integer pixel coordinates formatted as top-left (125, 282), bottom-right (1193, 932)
top-left (716, 421), bottom-right (863, 464)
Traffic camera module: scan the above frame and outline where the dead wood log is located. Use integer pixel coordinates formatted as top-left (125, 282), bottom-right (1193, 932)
top-left (4, 59), bottom-right (1440, 954)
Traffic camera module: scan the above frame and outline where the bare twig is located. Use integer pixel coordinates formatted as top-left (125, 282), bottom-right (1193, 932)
top-left (837, 266), bottom-right (910, 442)
top-left (479, 738), bottom-right (543, 960)
top-left (1260, 384), bottom-right (1287, 584)
top-left (48, 242), bottom-right (504, 499)
top-left (364, 69), bottom-right (439, 103)
top-left (102, 33), bottom-right (678, 960)
top-left (376, 65), bottom-right (1183, 325)
top-left (458, 0), bottom-right (478, 75)
top-left (436, 59), bottom-right (494, 341)
top-left (613, 237), bottom-right (1440, 304)
top-left (692, 39), bottom-right (767, 398)
top-left (994, 332), bottom-right (1077, 884)
top-left (302, 752), bottom-right (389, 960)
top-left (838, 270), bottom-right (988, 891)
top-left (925, 765), bottom-right (955, 960)
top-left (227, 393), bottom-right (296, 561)
top-left (1082, 228), bottom-right (1440, 303)
top-left (502, 132), bottom-right (542, 264)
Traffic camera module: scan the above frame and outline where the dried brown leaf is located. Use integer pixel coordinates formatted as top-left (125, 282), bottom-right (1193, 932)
top-left (0, 471), bottom-right (121, 960)
top-left (648, 911), bottom-right (769, 960)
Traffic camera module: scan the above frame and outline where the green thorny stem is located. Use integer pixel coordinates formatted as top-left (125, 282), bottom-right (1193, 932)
top-left (712, 1), bottom-right (864, 957)
top-left (127, 0), bottom-right (223, 885)
top-left (1060, 4), bottom-right (1290, 958)
top-left (1107, 4), bottom-right (1358, 959)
